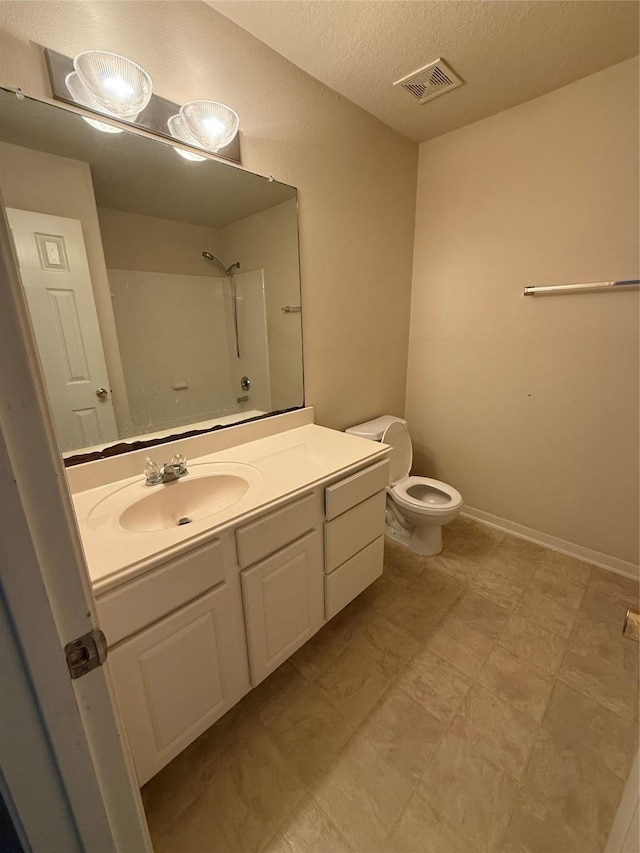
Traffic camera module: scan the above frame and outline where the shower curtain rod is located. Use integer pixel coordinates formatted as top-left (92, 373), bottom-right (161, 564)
top-left (523, 279), bottom-right (640, 296)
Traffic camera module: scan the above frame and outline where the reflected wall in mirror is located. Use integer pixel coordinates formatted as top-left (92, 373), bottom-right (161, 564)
top-left (0, 88), bottom-right (304, 460)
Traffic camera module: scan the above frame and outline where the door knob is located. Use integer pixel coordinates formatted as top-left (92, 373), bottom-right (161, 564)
top-left (240, 376), bottom-right (251, 391)
top-left (95, 387), bottom-right (109, 399)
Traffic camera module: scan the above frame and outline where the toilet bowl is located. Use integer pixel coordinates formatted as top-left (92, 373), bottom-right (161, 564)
top-left (346, 416), bottom-right (463, 556)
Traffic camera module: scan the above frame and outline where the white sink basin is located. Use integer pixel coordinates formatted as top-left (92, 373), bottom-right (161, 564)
top-left (88, 463), bottom-right (262, 533)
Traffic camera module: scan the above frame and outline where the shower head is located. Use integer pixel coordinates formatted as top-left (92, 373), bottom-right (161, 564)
top-left (202, 251), bottom-right (240, 276)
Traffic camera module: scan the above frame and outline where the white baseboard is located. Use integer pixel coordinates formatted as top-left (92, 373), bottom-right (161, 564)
top-left (461, 506), bottom-right (640, 581)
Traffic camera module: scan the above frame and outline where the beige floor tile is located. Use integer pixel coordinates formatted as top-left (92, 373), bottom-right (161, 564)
top-left (163, 725), bottom-right (307, 853)
top-left (387, 788), bottom-right (479, 853)
top-left (501, 796), bottom-right (600, 853)
top-left (542, 681), bottom-right (637, 781)
top-left (535, 549), bottom-right (592, 585)
top-left (383, 540), bottom-right (428, 588)
top-left (558, 644), bottom-right (639, 721)
top-left (407, 562), bottom-right (463, 612)
top-left (418, 730), bottom-right (519, 852)
top-left (357, 574), bottom-right (403, 612)
top-left (478, 645), bottom-right (554, 723)
top-left (325, 596), bottom-right (376, 646)
top-left (528, 566), bottom-right (585, 609)
top-left (569, 602), bottom-right (639, 682)
top-left (579, 585), bottom-right (637, 629)
top-left (498, 612), bottom-right (568, 674)
top-left (521, 729), bottom-right (624, 849)
top-left (186, 699), bottom-right (264, 787)
top-left (484, 536), bottom-right (546, 584)
top-left (589, 566), bottom-right (640, 608)
top-left (382, 587), bottom-right (444, 641)
top-left (450, 684), bottom-right (538, 781)
top-left (436, 551), bottom-right (484, 585)
top-left (426, 614), bottom-right (497, 677)
top-left (349, 613), bottom-right (418, 678)
top-left (396, 647), bottom-right (471, 721)
top-left (290, 622), bottom-right (352, 682)
top-left (423, 592), bottom-right (510, 677)
top-left (468, 567), bottom-right (527, 610)
top-left (245, 661), bottom-right (311, 727)
top-left (312, 734), bottom-right (414, 851)
top-left (316, 640), bottom-right (393, 725)
top-left (515, 585), bottom-right (580, 638)
top-left (141, 745), bottom-right (204, 845)
top-left (265, 681), bottom-right (354, 785)
top-left (355, 686), bottom-right (446, 784)
top-left (262, 795), bottom-right (352, 853)
top-left (450, 590), bottom-right (511, 634)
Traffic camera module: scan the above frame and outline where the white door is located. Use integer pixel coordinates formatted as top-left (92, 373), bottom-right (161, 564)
top-left (6, 208), bottom-right (118, 451)
top-left (1, 204), bottom-right (150, 850)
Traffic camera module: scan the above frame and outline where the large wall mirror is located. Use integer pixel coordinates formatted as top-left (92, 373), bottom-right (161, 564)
top-left (0, 87), bottom-right (304, 463)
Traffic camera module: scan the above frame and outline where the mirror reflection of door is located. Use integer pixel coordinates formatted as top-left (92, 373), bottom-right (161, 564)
top-left (7, 208), bottom-right (118, 451)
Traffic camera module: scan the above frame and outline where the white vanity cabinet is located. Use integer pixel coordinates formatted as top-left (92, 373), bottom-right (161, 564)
top-left (100, 536), bottom-right (249, 785)
top-left (85, 427), bottom-right (391, 785)
top-left (323, 459), bottom-right (389, 618)
top-left (237, 493), bottom-right (325, 685)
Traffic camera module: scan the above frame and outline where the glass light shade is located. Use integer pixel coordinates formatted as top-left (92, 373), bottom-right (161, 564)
top-left (167, 114), bottom-right (207, 162)
top-left (65, 71), bottom-right (133, 133)
top-left (74, 50), bottom-right (152, 117)
top-left (180, 100), bottom-right (239, 152)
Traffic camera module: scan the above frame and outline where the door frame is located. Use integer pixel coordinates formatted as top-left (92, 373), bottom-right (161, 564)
top-left (0, 199), bottom-right (151, 851)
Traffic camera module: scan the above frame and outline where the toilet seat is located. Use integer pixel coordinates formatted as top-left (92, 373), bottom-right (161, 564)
top-left (390, 475), bottom-right (463, 515)
top-left (380, 422), bottom-right (463, 516)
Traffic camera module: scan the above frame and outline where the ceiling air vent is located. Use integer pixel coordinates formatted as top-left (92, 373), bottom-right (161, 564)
top-left (394, 58), bottom-right (463, 104)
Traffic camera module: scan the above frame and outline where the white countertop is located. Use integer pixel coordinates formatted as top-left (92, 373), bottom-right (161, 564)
top-left (73, 423), bottom-right (388, 595)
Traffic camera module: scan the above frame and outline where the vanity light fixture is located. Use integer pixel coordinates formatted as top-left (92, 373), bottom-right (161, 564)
top-left (45, 47), bottom-right (242, 164)
top-left (166, 113), bottom-right (208, 162)
top-left (180, 100), bottom-right (240, 153)
top-left (65, 71), bottom-right (131, 134)
top-left (73, 50), bottom-right (153, 118)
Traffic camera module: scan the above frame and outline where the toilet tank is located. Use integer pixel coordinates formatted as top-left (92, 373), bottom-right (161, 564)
top-left (346, 415), bottom-right (407, 442)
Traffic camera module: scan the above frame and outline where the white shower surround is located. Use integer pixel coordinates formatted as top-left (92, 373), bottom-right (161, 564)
top-left (108, 267), bottom-right (271, 433)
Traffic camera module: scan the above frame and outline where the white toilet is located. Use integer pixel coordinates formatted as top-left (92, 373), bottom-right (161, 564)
top-left (346, 415), bottom-right (463, 556)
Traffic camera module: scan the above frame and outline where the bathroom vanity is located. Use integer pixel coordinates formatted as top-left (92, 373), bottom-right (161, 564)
top-left (68, 410), bottom-right (389, 784)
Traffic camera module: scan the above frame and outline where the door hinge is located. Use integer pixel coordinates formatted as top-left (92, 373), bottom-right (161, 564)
top-left (65, 629), bottom-right (107, 679)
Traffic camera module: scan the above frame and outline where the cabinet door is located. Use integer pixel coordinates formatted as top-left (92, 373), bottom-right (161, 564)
top-left (241, 530), bottom-right (323, 685)
top-left (107, 585), bottom-right (241, 785)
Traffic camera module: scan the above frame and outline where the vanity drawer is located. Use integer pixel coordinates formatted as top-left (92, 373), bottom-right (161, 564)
top-left (236, 492), bottom-right (321, 569)
top-left (325, 536), bottom-right (384, 620)
top-left (97, 539), bottom-right (225, 646)
top-left (325, 459), bottom-right (389, 520)
top-left (324, 490), bottom-right (386, 573)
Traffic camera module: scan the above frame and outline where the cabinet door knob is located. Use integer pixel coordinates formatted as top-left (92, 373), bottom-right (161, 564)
top-left (96, 387), bottom-right (109, 399)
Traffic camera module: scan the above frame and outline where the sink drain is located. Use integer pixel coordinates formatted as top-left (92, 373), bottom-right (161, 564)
top-left (177, 517), bottom-right (192, 526)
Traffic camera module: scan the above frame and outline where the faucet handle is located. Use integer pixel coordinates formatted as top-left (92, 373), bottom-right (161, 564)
top-left (171, 453), bottom-right (188, 475)
top-left (144, 457), bottom-right (162, 485)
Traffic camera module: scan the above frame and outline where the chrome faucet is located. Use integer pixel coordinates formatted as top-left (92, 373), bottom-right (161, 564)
top-left (144, 454), bottom-right (188, 485)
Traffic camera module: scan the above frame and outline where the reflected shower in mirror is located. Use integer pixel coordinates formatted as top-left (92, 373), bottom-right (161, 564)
top-left (0, 87), bottom-right (303, 461)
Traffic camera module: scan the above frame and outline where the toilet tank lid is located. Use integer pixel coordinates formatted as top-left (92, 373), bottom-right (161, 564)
top-left (346, 415), bottom-right (407, 441)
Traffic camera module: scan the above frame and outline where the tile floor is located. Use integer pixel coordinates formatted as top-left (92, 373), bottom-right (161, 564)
top-left (142, 517), bottom-right (639, 853)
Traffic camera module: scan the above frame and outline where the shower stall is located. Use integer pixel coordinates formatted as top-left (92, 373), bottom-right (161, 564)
top-left (107, 253), bottom-right (271, 433)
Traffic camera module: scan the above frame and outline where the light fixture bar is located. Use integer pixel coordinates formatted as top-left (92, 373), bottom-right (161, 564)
top-left (44, 48), bottom-right (241, 164)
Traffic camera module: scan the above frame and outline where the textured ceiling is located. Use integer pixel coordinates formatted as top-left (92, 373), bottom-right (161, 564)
top-left (207, 0), bottom-right (639, 142)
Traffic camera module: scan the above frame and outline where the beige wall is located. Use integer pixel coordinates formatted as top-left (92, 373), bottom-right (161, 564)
top-left (407, 58), bottom-right (639, 565)
top-left (0, 141), bottom-right (132, 434)
top-left (220, 199), bottom-right (303, 410)
top-left (97, 208), bottom-right (222, 277)
top-left (0, 0), bottom-right (418, 430)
